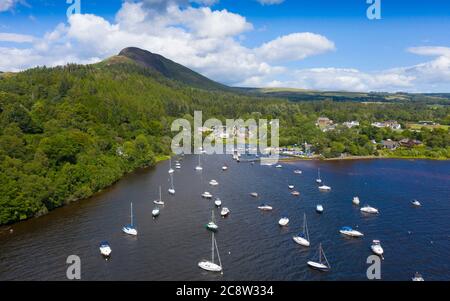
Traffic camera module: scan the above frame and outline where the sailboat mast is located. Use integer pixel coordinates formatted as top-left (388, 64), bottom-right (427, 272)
top-left (159, 186), bottom-right (162, 202)
top-left (130, 202), bottom-right (133, 227)
top-left (211, 232), bottom-right (215, 263)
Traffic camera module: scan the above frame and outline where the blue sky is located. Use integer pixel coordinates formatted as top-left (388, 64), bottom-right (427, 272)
top-left (1, 0), bottom-right (450, 92)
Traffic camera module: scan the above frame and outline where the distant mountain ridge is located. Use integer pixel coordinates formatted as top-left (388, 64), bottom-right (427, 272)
top-left (115, 47), bottom-right (229, 91)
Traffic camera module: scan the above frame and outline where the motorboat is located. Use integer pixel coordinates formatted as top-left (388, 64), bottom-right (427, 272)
top-left (371, 240), bottom-right (384, 256)
top-left (318, 185), bottom-right (331, 191)
top-left (288, 185), bottom-right (295, 190)
top-left (215, 198), bottom-right (222, 207)
top-left (209, 180), bottom-right (219, 186)
top-left (152, 207), bottom-right (160, 218)
top-left (294, 170), bottom-right (302, 174)
top-left (291, 191), bottom-right (300, 196)
top-left (361, 205), bottom-right (379, 214)
top-left (412, 200), bottom-right (422, 207)
top-left (340, 226), bottom-right (364, 237)
top-left (99, 241), bottom-right (112, 257)
top-left (222, 165), bottom-right (228, 171)
top-left (278, 217), bottom-right (289, 226)
top-left (202, 192), bottom-right (213, 199)
top-left (316, 204), bottom-right (324, 214)
top-left (353, 196), bottom-right (360, 205)
top-left (250, 192), bottom-right (259, 198)
top-left (221, 207), bottom-right (230, 217)
top-left (276, 164), bottom-right (283, 168)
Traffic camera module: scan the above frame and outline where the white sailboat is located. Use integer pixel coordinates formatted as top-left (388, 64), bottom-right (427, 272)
top-left (293, 213), bottom-right (310, 247)
top-left (316, 168), bottom-right (322, 184)
top-left (288, 184), bottom-right (295, 190)
top-left (307, 244), bottom-right (331, 272)
top-left (198, 232), bottom-right (223, 273)
top-left (258, 204), bottom-right (273, 211)
top-left (361, 205), bottom-right (379, 214)
top-left (153, 186), bottom-right (165, 205)
top-left (318, 184), bottom-right (331, 191)
top-left (168, 157), bottom-right (174, 174)
top-left (195, 154), bottom-right (203, 171)
top-left (411, 200), bottom-right (421, 207)
top-left (168, 174), bottom-right (176, 195)
top-left (206, 210), bottom-right (219, 232)
top-left (250, 192), bottom-right (259, 198)
top-left (340, 226), bottom-right (364, 238)
top-left (412, 272), bottom-right (424, 281)
top-left (122, 202), bottom-right (137, 236)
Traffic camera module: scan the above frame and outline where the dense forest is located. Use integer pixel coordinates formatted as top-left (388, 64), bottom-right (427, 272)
top-left (0, 57), bottom-right (449, 225)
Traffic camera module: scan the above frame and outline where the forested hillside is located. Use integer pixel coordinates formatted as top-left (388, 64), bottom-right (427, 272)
top-left (0, 49), bottom-right (449, 225)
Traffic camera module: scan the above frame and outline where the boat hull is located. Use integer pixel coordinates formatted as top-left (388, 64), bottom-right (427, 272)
top-left (307, 261), bottom-right (330, 271)
top-left (122, 227), bottom-right (137, 236)
top-left (293, 236), bottom-right (310, 247)
top-left (198, 261), bottom-right (222, 272)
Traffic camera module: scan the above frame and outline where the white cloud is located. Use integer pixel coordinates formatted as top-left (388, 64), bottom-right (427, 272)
top-left (0, 32), bottom-right (35, 43)
top-left (256, 0), bottom-right (285, 5)
top-left (0, 0), bottom-right (19, 12)
top-left (256, 32), bottom-right (335, 62)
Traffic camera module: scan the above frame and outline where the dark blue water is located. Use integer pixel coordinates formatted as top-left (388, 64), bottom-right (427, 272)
top-left (0, 156), bottom-right (449, 281)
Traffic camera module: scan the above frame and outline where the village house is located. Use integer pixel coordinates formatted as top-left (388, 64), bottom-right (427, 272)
top-left (343, 121), bottom-right (360, 128)
top-left (381, 139), bottom-right (400, 150)
top-left (399, 138), bottom-right (422, 148)
top-left (316, 117), bottom-right (333, 128)
top-left (371, 121), bottom-right (402, 130)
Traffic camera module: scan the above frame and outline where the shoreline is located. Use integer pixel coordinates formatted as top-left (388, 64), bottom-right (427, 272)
top-left (278, 155), bottom-right (449, 162)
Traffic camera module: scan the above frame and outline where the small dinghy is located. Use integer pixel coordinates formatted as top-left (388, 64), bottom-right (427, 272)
top-left (206, 211), bottom-right (218, 232)
top-left (361, 205), bottom-right (379, 214)
top-left (371, 240), bottom-right (384, 256)
top-left (250, 192), bottom-right (259, 198)
top-left (294, 169), bottom-right (302, 174)
top-left (353, 196), bottom-right (360, 206)
top-left (293, 213), bottom-right (310, 247)
top-left (214, 198), bottom-right (222, 207)
top-left (99, 241), bottom-right (112, 257)
top-left (278, 217), bottom-right (289, 226)
top-left (198, 232), bottom-right (223, 273)
top-left (153, 186), bottom-right (164, 205)
top-left (316, 204), bottom-right (324, 214)
top-left (202, 192), bottom-right (213, 199)
top-left (340, 226), bottom-right (364, 238)
top-left (291, 191), bottom-right (300, 196)
top-left (209, 179), bottom-right (219, 186)
top-left (412, 272), bottom-right (424, 281)
top-left (258, 204), bottom-right (273, 211)
top-left (221, 207), bottom-right (230, 217)
top-left (318, 185), bottom-right (331, 191)
top-left (122, 202), bottom-right (138, 236)
top-left (411, 200), bottom-right (421, 207)
top-left (307, 244), bottom-right (331, 272)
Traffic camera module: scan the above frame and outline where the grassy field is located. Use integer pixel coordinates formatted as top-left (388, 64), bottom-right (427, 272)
top-left (406, 123), bottom-right (449, 131)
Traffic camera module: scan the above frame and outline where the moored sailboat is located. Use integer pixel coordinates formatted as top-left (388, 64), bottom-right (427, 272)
top-left (293, 213), bottom-right (310, 247)
top-left (198, 232), bottom-right (223, 273)
top-left (122, 202), bottom-right (137, 236)
top-left (307, 244), bottom-right (331, 271)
